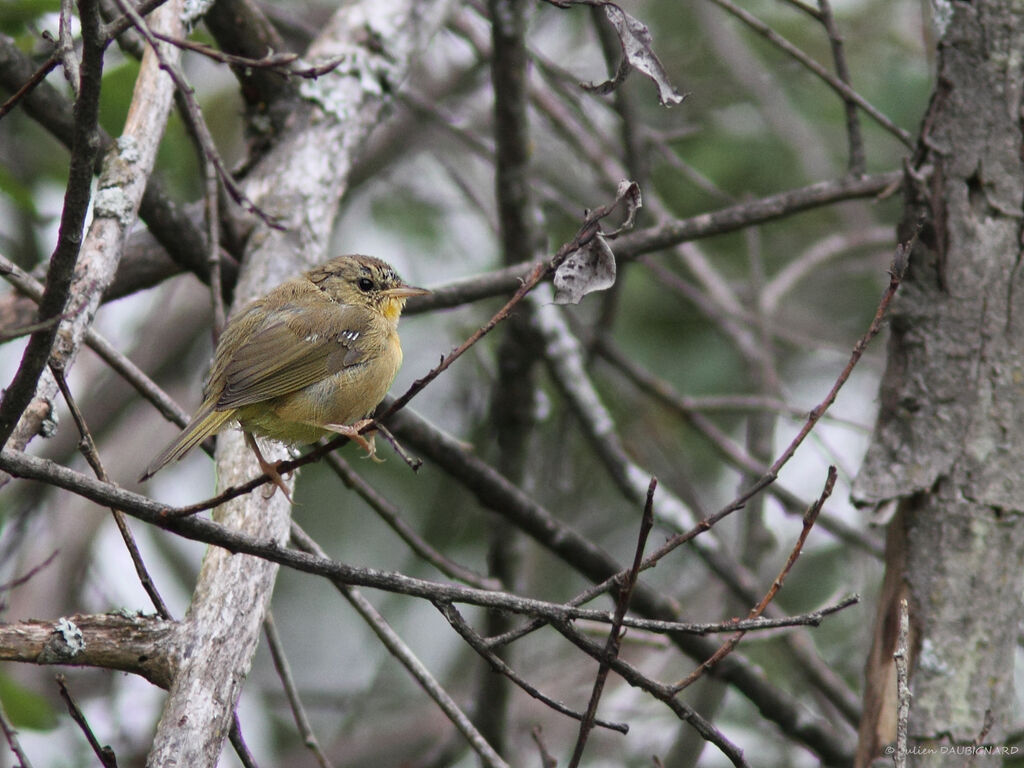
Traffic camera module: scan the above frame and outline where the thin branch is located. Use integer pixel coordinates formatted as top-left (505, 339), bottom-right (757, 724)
top-left (289, 524), bottom-right (510, 768)
top-left (552, 620), bottom-right (749, 768)
top-left (531, 727), bottom-right (557, 768)
top-left (616, 170), bottom-right (902, 258)
top-left (0, 550), bottom-right (60, 598)
top-left (55, 675), bottom-right (118, 768)
top-left (111, 0), bottom-right (282, 230)
top-left (0, 697), bottom-right (34, 768)
top-left (264, 612), bottom-right (334, 768)
top-left (671, 466), bottom-right (836, 692)
top-left (0, 56), bottom-right (60, 121)
top-left (436, 602), bottom-right (629, 733)
top-left (816, 0), bottom-right (865, 172)
top-left (568, 477), bottom-right (656, 768)
top-left (0, 254), bottom-right (192, 432)
top-left (50, 363), bottom-right (172, 619)
top-left (325, 454), bottom-right (499, 590)
top-left (57, 0), bottom-right (82, 98)
top-left (0, 446), bottom-right (857, 637)
top-left (228, 717), bottom-right (260, 768)
top-left (205, 158), bottom-right (226, 338)
top-left (0, 317), bottom-right (62, 344)
top-left (706, 0), bottom-right (912, 147)
top-left (0, 0), bottom-right (104, 447)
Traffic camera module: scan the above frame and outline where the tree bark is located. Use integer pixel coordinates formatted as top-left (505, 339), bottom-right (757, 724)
top-left (853, 3), bottom-right (1024, 765)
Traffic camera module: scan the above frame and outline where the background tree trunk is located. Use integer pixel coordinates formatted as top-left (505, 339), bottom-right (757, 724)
top-left (853, 2), bottom-right (1024, 764)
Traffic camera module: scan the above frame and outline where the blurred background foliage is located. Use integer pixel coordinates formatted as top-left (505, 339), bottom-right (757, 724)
top-left (0, 0), bottom-right (930, 765)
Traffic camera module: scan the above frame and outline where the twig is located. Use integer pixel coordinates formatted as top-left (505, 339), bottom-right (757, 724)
top-left (552, 620), bottom-right (749, 768)
top-left (149, 30), bottom-right (351, 79)
top-left (264, 612), bottom-right (334, 768)
top-left (0, 0), bottom-right (104, 448)
top-left (0, 56), bottom-right (60, 121)
top-left (0, 696), bottom-right (34, 768)
top-left (370, 423), bottom-right (421, 471)
top-left (437, 602), bottom-right (629, 733)
top-left (671, 466), bottom-right (836, 692)
top-left (616, 170), bottom-right (902, 257)
top-left (205, 158), bottom-right (226, 338)
top-left (228, 715), bottom-right (260, 768)
top-left (0, 253), bottom-right (192, 432)
top-left (0, 549), bottom-right (60, 609)
top-left (706, 0), bottom-right (912, 147)
top-left (325, 454), bottom-right (497, 590)
top-left (110, 0), bottom-right (282, 230)
top-left (56, 675), bottom-right (117, 768)
top-left (0, 317), bottom-right (62, 344)
top-left (50, 363), bottom-right (172, 619)
top-left (531, 727), bottom-right (558, 768)
top-left (379, 184), bottom-right (639, 422)
top-left (289, 524), bottom-right (510, 768)
top-left (0, 446), bottom-right (860, 637)
top-left (58, 0), bottom-right (82, 98)
top-left (567, 477), bottom-right (656, 768)
top-left (816, 0), bottom-right (865, 172)
top-left (894, 597), bottom-right (909, 768)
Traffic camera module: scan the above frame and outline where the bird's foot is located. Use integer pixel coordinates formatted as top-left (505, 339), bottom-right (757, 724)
top-left (325, 420), bottom-right (383, 463)
top-left (245, 433), bottom-right (294, 502)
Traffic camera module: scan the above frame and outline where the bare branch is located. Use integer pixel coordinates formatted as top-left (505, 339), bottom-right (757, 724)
top-left (0, 698), bottom-right (35, 768)
top-left (707, 0), bottom-right (912, 146)
top-left (0, 614), bottom-right (179, 687)
top-left (55, 675), bottom-right (118, 768)
top-left (264, 612), bottom-right (334, 768)
top-left (567, 478), bottom-right (656, 767)
top-left (437, 602), bottom-right (630, 733)
top-left (0, 0), bottom-right (105, 448)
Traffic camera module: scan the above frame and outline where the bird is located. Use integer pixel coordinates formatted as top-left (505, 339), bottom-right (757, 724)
top-left (139, 254), bottom-right (428, 497)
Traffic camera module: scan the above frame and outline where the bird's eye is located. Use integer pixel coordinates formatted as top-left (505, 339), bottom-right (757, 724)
top-left (357, 277), bottom-right (374, 292)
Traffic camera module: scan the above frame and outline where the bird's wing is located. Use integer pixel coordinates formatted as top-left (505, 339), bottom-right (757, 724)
top-left (213, 302), bottom-right (376, 409)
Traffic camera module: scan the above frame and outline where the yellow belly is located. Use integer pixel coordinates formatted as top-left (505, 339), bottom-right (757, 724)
top-left (235, 335), bottom-right (402, 446)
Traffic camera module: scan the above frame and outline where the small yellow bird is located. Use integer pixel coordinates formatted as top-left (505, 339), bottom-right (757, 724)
top-left (140, 254), bottom-right (428, 494)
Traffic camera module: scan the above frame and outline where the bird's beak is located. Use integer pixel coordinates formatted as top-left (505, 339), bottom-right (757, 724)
top-left (385, 285), bottom-right (431, 299)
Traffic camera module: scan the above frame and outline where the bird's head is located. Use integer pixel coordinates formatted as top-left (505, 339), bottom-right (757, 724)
top-left (309, 254), bottom-right (429, 323)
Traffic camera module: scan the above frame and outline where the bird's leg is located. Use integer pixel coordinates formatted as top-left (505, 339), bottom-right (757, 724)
top-left (322, 419), bottom-right (382, 462)
top-left (245, 432), bottom-right (293, 501)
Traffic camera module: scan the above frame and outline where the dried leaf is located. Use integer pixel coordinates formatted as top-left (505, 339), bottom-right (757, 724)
top-left (551, 180), bottom-right (641, 304)
top-left (604, 179), bottom-right (642, 238)
top-left (583, 3), bottom-right (686, 107)
top-left (554, 234), bottom-right (617, 305)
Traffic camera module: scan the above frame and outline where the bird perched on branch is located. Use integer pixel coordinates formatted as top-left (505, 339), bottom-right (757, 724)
top-left (140, 254), bottom-right (428, 497)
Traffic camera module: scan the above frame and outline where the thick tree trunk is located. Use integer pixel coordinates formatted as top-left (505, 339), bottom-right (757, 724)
top-left (853, 3), bottom-right (1024, 765)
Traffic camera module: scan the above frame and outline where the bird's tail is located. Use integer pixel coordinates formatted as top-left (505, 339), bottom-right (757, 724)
top-left (139, 405), bottom-right (236, 481)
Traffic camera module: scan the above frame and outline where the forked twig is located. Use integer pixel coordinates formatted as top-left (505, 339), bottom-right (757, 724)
top-left (671, 466), bottom-right (836, 692)
top-left (567, 477), bottom-right (656, 767)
